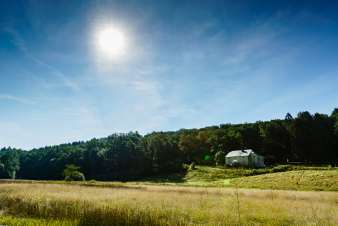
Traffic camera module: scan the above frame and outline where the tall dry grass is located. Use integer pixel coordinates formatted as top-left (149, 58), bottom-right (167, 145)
top-left (0, 183), bottom-right (337, 225)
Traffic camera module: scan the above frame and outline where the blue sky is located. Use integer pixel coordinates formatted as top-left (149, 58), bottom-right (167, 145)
top-left (1, 0), bottom-right (338, 149)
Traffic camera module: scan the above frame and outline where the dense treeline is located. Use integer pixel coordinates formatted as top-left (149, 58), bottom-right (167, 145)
top-left (0, 109), bottom-right (337, 180)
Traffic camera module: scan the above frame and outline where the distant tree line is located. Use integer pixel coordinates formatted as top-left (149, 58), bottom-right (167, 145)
top-left (0, 109), bottom-right (337, 180)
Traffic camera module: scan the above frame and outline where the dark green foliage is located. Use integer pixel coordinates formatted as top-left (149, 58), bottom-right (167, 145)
top-left (143, 132), bottom-right (182, 173)
top-left (64, 164), bottom-right (85, 181)
top-left (260, 120), bottom-right (291, 164)
top-left (270, 165), bottom-right (291, 173)
top-left (214, 151), bottom-right (225, 166)
top-left (0, 162), bottom-right (5, 178)
top-left (0, 108), bottom-right (337, 181)
top-left (0, 148), bottom-right (20, 179)
top-left (287, 112), bottom-right (336, 164)
top-left (65, 171), bottom-right (85, 181)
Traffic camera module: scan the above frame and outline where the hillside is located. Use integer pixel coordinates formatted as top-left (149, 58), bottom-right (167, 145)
top-left (136, 165), bottom-right (338, 191)
top-left (231, 170), bottom-right (338, 191)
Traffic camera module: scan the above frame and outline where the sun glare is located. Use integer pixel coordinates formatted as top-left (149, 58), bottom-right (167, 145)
top-left (96, 26), bottom-right (127, 60)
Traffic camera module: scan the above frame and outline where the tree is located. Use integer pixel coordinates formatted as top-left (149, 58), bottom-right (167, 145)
top-left (331, 109), bottom-right (338, 163)
top-left (144, 132), bottom-right (182, 173)
top-left (214, 151), bottom-right (225, 166)
top-left (0, 148), bottom-right (20, 179)
top-left (0, 162), bottom-right (5, 177)
top-left (178, 132), bottom-right (200, 163)
top-left (286, 112), bottom-right (312, 162)
top-left (96, 132), bottom-right (147, 180)
top-left (285, 113), bottom-right (293, 120)
top-left (82, 139), bottom-right (101, 179)
top-left (260, 120), bottom-right (291, 164)
top-left (286, 111), bottom-right (334, 163)
top-left (63, 164), bottom-right (85, 181)
top-left (240, 124), bottom-right (263, 152)
top-left (221, 128), bottom-right (242, 152)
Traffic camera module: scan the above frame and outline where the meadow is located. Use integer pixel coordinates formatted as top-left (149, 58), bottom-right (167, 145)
top-left (0, 166), bottom-right (337, 226)
top-left (135, 165), bottom-right (338, 190)
top-left (0, 183), bottom-right (337, 226)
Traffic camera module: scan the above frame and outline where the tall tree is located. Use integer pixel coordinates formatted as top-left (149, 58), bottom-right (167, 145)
top-left (145, 132), bottom-right (182, 173)
top-left (260, 120), bottom-right (291, 164)
top-left (0, 148), bottom-right (20, 179)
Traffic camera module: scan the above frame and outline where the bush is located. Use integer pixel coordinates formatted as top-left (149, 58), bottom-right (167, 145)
top-left (250, 168), bottom-right (270, 176)
top-left (270, 165), bottom-right (291, 173)
top-left (65, 171), bottom-right (85, 181)
top-left (63, 164), bottom-right (85, 181)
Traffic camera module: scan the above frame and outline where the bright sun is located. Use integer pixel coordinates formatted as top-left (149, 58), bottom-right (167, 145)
top-left (96, 26), bottom-right (127, 59)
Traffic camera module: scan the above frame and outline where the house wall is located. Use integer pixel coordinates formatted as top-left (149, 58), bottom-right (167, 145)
top-left (225, 154), bottom-right (265, 167)
top-left (225, 156), bottom-right (249, 166)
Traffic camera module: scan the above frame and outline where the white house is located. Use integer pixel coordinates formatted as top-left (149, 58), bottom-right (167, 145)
top-left (225, 149), bottom-right (265, 168)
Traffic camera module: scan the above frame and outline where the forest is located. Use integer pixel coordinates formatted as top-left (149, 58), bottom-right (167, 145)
top-left (0, 109), bottom-right (337, 180)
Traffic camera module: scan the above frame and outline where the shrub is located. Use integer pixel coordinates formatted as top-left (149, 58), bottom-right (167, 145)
top-left (63, 164), bottom-right (85, 181)
top-left (65, 171), bottom-right (85, 181)
top-left (251, 168), bottom-right (269, 176)
top-left (270, 165), bottom-right (291, 173)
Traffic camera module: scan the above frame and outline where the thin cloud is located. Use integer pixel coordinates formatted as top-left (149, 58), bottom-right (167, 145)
top-left (0, 94), bottom-right (36, 105)
top-left (3, 27), bottom-right (80, 92)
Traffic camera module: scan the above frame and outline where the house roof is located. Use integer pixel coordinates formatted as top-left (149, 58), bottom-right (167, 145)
top-left (225, 149), bottom-right (254, 157)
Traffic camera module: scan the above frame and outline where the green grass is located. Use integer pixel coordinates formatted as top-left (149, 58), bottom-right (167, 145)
top-left (0, 215), bottom-right (76, 226)
top-left (133, 165), bottom-right (338, 190)
top-left (134, 165), bottom-right (270, 186)
top-left (231, 170), bottom-right (338, 191)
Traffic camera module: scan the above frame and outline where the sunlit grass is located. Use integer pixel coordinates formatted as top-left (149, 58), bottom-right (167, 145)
top-left (0, 215), bottom-right (76, 226)
top-left (1, 166), bottom-right (336, 191)
top-left (133, 166), bottom-right (338, 190)
top-left (0, 182), bottom-right (337, 226)
top-left (232, 170), bottom-right (338, 191)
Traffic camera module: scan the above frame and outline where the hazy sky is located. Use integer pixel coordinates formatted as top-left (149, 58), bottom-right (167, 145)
top-left (1, 0), bottom-right (338, 149)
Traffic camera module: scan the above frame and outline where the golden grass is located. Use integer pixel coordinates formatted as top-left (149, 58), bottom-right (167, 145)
top-left (115, 167), bottom-right (338, 190)
top-left (2, 167), bottom-right (336, 191)
top-left (0, 182), bottom-right (337, 226)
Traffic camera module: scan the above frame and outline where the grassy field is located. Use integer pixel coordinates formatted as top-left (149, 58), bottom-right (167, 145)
top-left (232, 170), bottom-right (338, 191)
top-left (134, 165), bottom-right (338, 191)
top-left (1, 165), bottom-right (337, 191)
top-left (0, 166), bottom-right (337, 225)
top-left (0, 182), bottom-right (337, 226)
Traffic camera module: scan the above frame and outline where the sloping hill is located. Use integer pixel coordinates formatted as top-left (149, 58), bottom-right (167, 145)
top-left (137, 165), bottom-right (264, 186)
top-left (231, 170), bottom-right (338, 191)
top-left (139, 166), bottom-right (338, 191)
